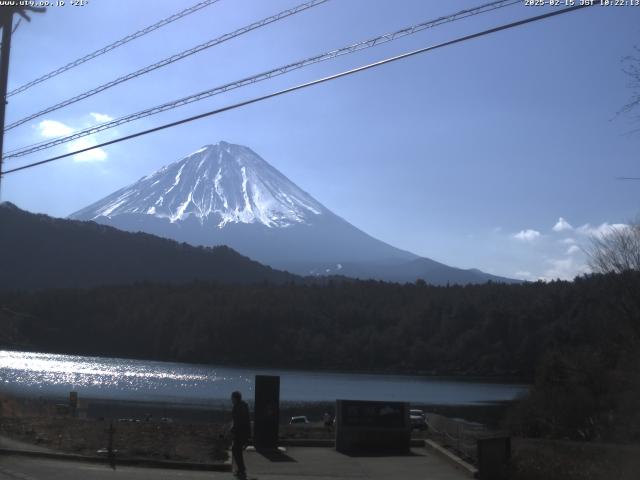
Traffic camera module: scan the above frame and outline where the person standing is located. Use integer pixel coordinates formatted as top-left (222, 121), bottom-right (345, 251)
top-left (323, 411), bottom-right (333, 432)
top-left (230, 390), bottom-right (251, 479)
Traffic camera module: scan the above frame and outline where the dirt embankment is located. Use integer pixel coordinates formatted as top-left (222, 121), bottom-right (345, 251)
top-left (0, 416), bottom-right (228, 462)
top-left (0, 394), bottom-right (228, 463)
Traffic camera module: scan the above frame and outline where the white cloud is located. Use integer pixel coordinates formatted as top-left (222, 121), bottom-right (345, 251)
top-left (552, 217), bottom-right (573, 232)
top-left (513, 229), bottom-right (541, 242)
top-left (515, 270), bottom-right (533, 279)
top-left (34, 117), bottom-right (111, 163)
top-left (90, 112), bottom-right (113, 123)
top-left (68, 137), bottom-right (107, 162)
top-left (37, 120), bottom-right (74, 138)
top-left (567, 245), bottom-right (580, 255)
top-left (542, 257), bottom-right (589, 281)
top-left (576, 222), bottom-right (628, 239)
top-left (495, 219), bottom-right (630, 281)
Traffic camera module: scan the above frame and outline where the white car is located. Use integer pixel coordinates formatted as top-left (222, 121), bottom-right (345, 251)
top-left (409, 409), bottom-right (427, 430)
top-left (289, 415), bottom-right (310, 425)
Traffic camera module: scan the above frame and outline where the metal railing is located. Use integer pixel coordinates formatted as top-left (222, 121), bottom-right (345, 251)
top-left (425, 412), bottom-right (490, 464)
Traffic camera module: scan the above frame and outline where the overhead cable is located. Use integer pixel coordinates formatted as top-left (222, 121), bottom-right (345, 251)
top-left (7, 0), bottom-right (222, 97)
top-left (4, 0), bottom-right (330, 131)
top-left (1, 3), bottom-right (595, 177)
top-left (4, 0), bottom-right (518, 159)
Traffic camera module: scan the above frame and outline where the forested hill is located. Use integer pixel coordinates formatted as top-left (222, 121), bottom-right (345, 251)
top-left (2, 271), bottom-right (638, 379)
top-left (0, 202), bottom-right (298, 290)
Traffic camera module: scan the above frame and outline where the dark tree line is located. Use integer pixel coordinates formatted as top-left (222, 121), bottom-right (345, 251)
top-left (1, 272), bottom-right (638, 381)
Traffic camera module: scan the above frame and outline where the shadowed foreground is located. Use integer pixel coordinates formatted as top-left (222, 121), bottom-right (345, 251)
top-left (0, 446), bottom-right (469, 480)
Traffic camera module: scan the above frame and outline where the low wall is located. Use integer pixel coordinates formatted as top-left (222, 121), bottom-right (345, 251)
top-left (335, 399), bottom-right (410, 454)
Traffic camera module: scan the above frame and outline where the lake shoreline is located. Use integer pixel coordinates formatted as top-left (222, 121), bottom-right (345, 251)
top-left (0, 349), bottom-right (529, 414)
top-left (0, 346), bottom-right (531, 383)
top-left (1, 391), bottom-right (514, 428)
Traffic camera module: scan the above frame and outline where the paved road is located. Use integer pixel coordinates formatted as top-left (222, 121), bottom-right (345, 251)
top-left (0, 447), bottom-right (470, 480)
top-left (0, 456), bottom-right (215, 480)
top-left (0, 437), bottom-right (53, 454)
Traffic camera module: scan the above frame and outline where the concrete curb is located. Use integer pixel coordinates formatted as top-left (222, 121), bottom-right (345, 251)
top-left (280, 439), bottom-right (333, 447)
top-left (424, 439), bottom-right (478, 478)
top-left (278, 439), bottom-right (426, 448)
top-left (0, 448), bottom-right (231, 471)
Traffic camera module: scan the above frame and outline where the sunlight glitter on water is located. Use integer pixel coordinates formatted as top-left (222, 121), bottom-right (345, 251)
top-left (0, 350), bottom-right (527, 405)
top-left (0, 350), bottom-right (229, 400)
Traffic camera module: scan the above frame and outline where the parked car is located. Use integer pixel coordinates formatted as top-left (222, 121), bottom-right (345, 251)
top-left (409, 409), bottom-right (427, 430)
top-left (289, 415), bottom-right (310, 425)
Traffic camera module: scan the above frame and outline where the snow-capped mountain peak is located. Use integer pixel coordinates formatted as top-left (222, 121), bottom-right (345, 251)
top-left (69, 141), bottom-right (517, 285)
top-left (72, 141), bottom-right (325, 228)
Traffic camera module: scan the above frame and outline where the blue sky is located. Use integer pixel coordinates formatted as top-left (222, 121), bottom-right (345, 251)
top-left (1, 0), bottom-right (639, 280)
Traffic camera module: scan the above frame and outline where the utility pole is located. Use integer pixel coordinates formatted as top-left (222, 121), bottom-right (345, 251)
top-left (0, 6), bottom-right (45, 195)
top-left (0, 8), bottom-right (14, 194)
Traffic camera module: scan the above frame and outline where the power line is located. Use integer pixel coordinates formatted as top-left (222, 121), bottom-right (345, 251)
top-left (1, 3), bottom-right (595, 178)
top-left (4, 0), bottom-right (519, 160)
top-left (4, 0), bottom-right (329, 131)
top-left (7, 0), bottom-right (222, 98)
top-left (3, 0), bottom-right (516, 156)
top-left (3, 131), bottom-right (59, 155)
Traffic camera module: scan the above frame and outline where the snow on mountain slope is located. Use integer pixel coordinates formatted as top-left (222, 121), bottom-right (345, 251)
top-left (70, 141), bottom-right (517, 285)
top-left (72, 141), bottom-right (325, 228)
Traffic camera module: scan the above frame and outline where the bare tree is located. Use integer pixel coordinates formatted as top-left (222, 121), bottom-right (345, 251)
top-left (620, 46), bottom-right (640, 129)
top-left (587, 221), bottom-right (640, 274)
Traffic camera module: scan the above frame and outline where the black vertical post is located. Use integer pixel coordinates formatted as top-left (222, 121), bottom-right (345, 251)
top-left (254, 375), bottom-right (280, 450)
top-left (69, 391), bottom-right (78, 418)
top-left (0, 9), bottom-right (13, 194)
top-left (477, 436), bottom-right (511, 480)
top-left (107, 420), bottom-right (116, 470)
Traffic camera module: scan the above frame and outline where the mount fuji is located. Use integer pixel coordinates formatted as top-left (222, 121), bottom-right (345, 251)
top-left (70, 141), bottom-right (514, 284)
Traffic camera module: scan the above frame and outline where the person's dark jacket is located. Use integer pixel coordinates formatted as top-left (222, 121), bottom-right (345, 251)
top-left (231, 400), bottom-right (251, 442)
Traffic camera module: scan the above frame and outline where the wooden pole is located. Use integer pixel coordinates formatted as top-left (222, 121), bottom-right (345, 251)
top-left (0, 9), bottom-right (13, 195)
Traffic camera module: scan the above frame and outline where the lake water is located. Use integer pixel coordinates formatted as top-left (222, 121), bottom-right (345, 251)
top-left (0, 350), bottom-right (528, 406)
